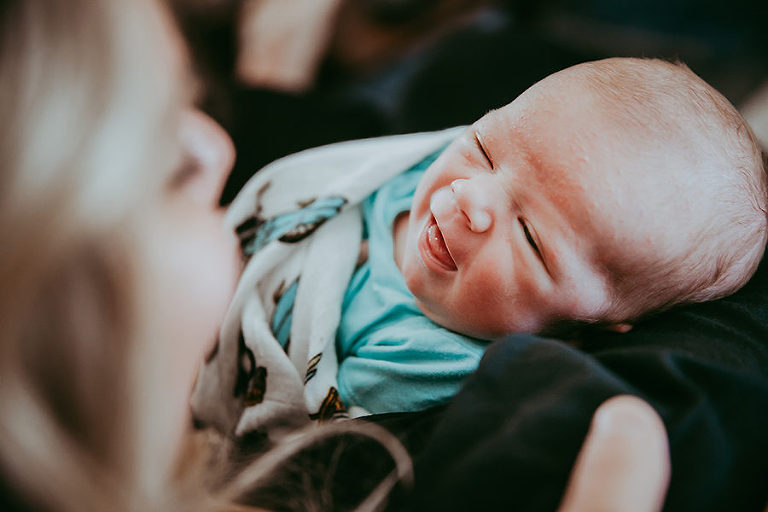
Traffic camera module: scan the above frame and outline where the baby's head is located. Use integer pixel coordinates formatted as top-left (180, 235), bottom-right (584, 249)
top-left (398, 57), bottom-right (767, 339)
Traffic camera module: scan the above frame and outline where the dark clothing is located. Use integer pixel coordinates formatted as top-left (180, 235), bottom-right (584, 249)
top-left (376, 257), bottom-right (768, 511)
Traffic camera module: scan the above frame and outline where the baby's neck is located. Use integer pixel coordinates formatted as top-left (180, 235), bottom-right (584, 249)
top-left (392, 211), bottom-right (410, 271)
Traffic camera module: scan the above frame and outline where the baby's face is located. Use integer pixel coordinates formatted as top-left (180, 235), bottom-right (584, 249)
top-left (399, 70), bottom-right (680, 339)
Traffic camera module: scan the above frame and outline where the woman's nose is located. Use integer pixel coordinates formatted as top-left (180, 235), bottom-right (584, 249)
top-left (180, 109), bottom-right (236, 206)
top-left (450, 178), bottom-right (492, 233)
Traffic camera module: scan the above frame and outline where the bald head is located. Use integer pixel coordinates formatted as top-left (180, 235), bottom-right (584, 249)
top-left (565, 58), bottom-right (767, 318)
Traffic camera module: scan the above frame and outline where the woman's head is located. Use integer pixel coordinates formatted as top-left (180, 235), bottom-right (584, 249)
top-left (0, 0), bottom-right (238, 508)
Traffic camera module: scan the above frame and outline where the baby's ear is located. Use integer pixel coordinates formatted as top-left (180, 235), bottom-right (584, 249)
top-left (601, 323), bottom-right (634, 334)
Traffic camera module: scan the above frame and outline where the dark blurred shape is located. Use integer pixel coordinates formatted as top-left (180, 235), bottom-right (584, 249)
top-left (358, 0), bottom-right (444, 24)
top-left (171, 0), bottom-right (767, 203)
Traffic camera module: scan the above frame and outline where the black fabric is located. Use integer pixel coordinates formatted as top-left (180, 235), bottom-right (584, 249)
top-left (378, 256), bottom-right (768, 511)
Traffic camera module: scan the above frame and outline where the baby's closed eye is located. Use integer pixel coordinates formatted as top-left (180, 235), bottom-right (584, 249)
top-left (473, 132), bottom-right (494, 171)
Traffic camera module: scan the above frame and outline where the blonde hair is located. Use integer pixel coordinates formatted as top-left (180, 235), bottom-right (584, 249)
top-left (0, 1), bottom-right (410, 510)
top-left (578, 58), bottom-right (767, 321)
top-left (0, 0), bottom-right (190, 508)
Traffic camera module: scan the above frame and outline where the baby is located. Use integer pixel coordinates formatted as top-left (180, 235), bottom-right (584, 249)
top-left (192, 58), bottom-right (767, 434)
top-left (395, 58), bottom-right (768, 339)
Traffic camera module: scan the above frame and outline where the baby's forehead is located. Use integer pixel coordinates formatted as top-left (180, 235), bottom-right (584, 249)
top-left (495, 75), bottom-right (707, 182)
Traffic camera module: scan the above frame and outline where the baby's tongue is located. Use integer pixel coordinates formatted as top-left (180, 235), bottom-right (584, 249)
top-left (427, 219), bottom-right (457, 270)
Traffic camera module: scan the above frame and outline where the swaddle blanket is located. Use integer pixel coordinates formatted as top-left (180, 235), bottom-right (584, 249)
top-left (191, 127), bottom-right (464, 438)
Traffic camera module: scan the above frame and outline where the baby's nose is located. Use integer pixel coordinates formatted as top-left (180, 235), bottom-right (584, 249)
top-left (451, 179), bottom-right (492, 233)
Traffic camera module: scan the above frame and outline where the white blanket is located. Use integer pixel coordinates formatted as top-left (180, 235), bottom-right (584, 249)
top-left (191, 127), bottom-right (463, 438)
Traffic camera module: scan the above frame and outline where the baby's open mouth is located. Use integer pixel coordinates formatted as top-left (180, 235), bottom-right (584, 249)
top-left (423, 215), bottom-right (457, 271)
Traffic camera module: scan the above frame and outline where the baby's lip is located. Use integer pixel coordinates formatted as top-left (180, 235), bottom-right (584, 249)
top-left (420, 214), bottom-right (457, 272)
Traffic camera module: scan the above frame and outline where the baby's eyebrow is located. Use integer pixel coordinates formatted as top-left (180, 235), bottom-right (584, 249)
top-left (474, 131), bottom-right (494, 169)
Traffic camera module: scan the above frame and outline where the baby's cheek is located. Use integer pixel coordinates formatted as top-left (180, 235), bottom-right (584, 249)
top-left (461, 264), bottom-right (547, 334)
top-left (399, 254), bottom-right (424, 299)
top-left (451, 276), bottom-right (508, 329)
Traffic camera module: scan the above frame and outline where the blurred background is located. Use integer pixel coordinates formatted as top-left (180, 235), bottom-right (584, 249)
top-left (169, 0), bottom-right (768, 203)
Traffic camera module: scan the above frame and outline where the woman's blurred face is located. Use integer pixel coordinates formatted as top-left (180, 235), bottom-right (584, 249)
top-left (92, 0), bottom-right (242, 480)
top-left (139, 107), bottom-right (240, 460)
top-left (152, 109), bottom-right (239, 389)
